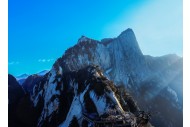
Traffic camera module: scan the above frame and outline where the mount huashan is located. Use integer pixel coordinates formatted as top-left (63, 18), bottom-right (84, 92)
top-left (8, 28), bottom-right (182, 127)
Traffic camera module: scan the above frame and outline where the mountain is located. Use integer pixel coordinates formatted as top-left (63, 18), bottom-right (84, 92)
top-left (16, 73), bottom-right (29, 80)
top-left (16, 70), bottom-right (49, 85)
top-left (8, 74), bottom-right (25, 105)
top-left (9, 28), bottom-right (182, 127)
top-left (22, 74), bottom-right (44, 94)
top-left (16, 74), bottom-right (29, 85)
top-left (52, 28), bottom-right (182, 127)
top-left (9, 66), bottom-right (152, 127)
top-left (37, 70), bottom-right (49, 76)
top-left (8, 74), bottom-right (25, 127)
top-left (8, 74), bottom-right (41, 127)
top-left (32, 65), bottom-right (150, 127)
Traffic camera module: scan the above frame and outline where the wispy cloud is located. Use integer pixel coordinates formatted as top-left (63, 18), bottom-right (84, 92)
top-left (8, 61), bottom-right (20, 65)
top-left (38, 58), bottom-right (54, 63)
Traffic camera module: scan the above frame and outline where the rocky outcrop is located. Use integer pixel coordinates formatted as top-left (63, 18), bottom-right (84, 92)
top-left (31, 65), bottom-right (146, 127)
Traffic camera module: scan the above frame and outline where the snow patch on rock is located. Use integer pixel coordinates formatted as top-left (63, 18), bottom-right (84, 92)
top-left (37, 67), bottom-right (61, 125)
top-left (59, 85), bottom-right (90, 127)
top-left (89, 91), bottom-right (107, 116)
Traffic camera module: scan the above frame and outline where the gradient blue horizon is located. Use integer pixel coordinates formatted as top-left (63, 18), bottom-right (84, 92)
top-left (8, 0), bottom-right (182, 76)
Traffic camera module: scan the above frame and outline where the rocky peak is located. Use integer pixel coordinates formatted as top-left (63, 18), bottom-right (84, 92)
top-left (51, 28), bottom-right (148, 89)
top-left (116, 28), bottom-right (143, 56)
top-left (77, 35), bottom-right (96, 44)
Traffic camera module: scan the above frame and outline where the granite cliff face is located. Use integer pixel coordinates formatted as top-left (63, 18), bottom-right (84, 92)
top-left (55, 29), bottom-right (148, 87)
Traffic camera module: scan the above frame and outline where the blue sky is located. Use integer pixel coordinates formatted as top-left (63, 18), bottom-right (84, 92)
top-left (8, 0), bottom-right (182, 76)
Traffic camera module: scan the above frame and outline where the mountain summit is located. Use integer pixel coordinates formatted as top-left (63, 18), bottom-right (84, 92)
top-left (117, 28), bottom-right (143, 55)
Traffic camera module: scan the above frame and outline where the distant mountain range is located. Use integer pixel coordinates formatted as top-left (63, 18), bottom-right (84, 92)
top-left (8, 28), bottom-right (182, 127)
top-left (16, 70), bottom-right (49, 85)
